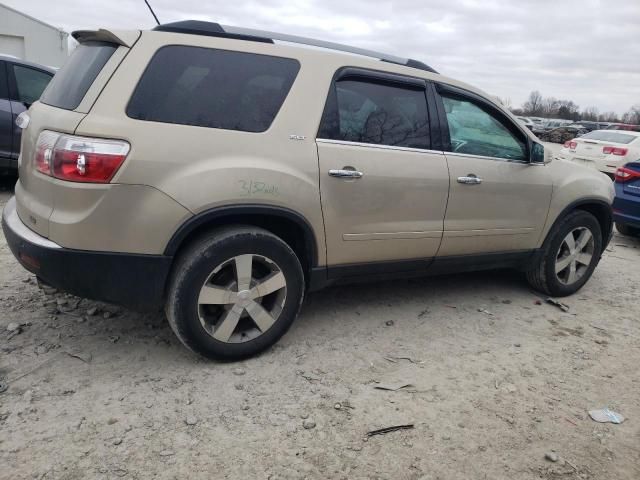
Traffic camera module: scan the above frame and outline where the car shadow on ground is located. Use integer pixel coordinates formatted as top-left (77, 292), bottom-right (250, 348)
top-left (0, 175), bottom-right (17, 193)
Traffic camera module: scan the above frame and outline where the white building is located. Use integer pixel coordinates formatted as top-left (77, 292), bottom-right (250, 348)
top-left (0, 2), bottom-right (69, 68)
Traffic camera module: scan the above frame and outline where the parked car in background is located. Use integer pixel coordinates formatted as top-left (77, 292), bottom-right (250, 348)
top-left (570, 121), bottom-right (606, 132)
top-left (559, 130), bottom-right (640, 178)
top-left (606, 123), bottom-right (640, 132)
top-left (613, 162), bottom-right (640, 236)
top-left (538, 125), bottom-right (587, 144)
top-left (0, 55), bottom-right (55, 175)
top-left (516, 116), bottom-right (535, 130)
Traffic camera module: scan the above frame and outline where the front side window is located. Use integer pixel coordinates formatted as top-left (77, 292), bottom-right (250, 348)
top-left (127, 46), bottom-right (300, 133)
top-left (12, 65), bottom-right (52, 105)
top-left (319, 78), bottom-right (429, 149)
top-left (442, 94), bottom-right (526, 161)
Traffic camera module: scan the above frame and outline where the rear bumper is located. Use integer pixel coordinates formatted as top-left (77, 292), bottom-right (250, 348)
top-left (2, 196), bottom-right (171, 310)
top-left (613, 193), bottom-right (640, 229)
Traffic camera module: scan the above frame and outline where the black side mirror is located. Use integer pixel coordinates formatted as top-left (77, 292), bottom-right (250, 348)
top-left (529, 141), bottom-right (545, 164)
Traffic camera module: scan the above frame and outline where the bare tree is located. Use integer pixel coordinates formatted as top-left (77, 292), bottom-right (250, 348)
top-left (542, 97), bottom-right (559, 117)
top-left (582, 106), bottom-right (599, 122)
top-left (622, 104), bottom-right (640, 125)
top-left (522, 91), bottom-right (543, 116)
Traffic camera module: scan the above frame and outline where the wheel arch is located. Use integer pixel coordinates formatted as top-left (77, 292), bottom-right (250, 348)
top-left (164, 204), bottom-right (320, 277)
top-left (546, 198), bottom-right (613, 253)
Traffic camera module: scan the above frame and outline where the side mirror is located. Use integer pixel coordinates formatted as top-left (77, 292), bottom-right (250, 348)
top-left (529, 141), bottom-right (548, 164)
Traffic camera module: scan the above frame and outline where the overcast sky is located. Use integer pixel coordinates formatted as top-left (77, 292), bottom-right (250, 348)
top-left (6, 0), bottom-right (640, 115)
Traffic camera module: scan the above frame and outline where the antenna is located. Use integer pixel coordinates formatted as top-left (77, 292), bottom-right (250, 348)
top-left (143, 0), bottom-right (160, 25)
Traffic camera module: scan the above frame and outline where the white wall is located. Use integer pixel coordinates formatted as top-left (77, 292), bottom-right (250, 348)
top-left (0, 3), bottom-right (68, 68)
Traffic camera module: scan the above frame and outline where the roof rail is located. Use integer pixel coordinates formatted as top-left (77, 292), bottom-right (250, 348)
top-left (153, 21), bottom-right (438, 74)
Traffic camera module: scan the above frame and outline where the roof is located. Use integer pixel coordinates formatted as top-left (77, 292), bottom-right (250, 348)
top-left (0, 54), bottom-right (57, 73)
top-left (0, 2), bottom-right (68, 36)
top-left (152, 20), bottom-right (438, 74)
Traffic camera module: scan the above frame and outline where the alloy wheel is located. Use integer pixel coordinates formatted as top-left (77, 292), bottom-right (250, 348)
top-left (197, 254), bottom-right (287, 343)
top-left (554, 227), bottom-right (595, 286)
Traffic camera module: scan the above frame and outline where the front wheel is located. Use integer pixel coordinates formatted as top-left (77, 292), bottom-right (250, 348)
top-left (526, 211), bottom-right (602, 297)
top-left (166, 226), bottom-right (305, 360)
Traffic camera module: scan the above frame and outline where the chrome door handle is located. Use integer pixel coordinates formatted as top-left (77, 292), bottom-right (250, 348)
top-left (329, 169), bottom-right (364, 179)
top-left (457, 175), bottom-right (482, 185)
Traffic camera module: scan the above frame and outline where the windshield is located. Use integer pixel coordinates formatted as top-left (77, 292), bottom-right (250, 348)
top-left (580, 131), bottom-right (637, 144)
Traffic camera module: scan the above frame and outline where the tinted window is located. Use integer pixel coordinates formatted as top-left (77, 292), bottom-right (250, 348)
top-left (442, 95), bottom-right (526, 160)
top-left (40, 42), bottom-right (117, 110)
top-left (127, 46), bottom-right (300, 133)
top-left (580, 131), bottom-right (637, 144)
top-left (0, 61), bottom-right (8, 99)
top-left (319, 79), bottom-right (429, 149)
top-left (12, 65), bottom-right (52, 104)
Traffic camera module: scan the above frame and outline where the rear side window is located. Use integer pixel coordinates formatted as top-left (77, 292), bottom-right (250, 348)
top-left (319, 79), bottom-right (430, 149)
top-left (40, 41), bottom-right (117, 110)
top-left (126, 46), bottom-right (300, 133)
top-left (11, 65), bottom-right (52, 105)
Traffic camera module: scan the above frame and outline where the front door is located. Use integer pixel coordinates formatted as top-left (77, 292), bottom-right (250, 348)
top-left (434, 85), bottom-right (553, 256)
top-left (316, 69), bottom-right (450, 271)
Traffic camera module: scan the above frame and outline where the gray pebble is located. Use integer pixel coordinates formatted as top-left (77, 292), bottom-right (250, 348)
top-left (7, 322), bottom-right (20, 332)
top-left (302, 419), bottom-right (316, 429)
top-left (545, 452), bottom-right (559, 463)
top-left (233, 368), bottom-right (246, 376)
top-left (87, 307), bottom-right (98, 316)
top-left (185, 416), bottom-right (198, 426)
top-left (112, 438), bottom-right (123, 445)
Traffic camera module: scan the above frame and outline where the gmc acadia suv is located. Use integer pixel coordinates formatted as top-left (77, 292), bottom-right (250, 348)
top-left (2, 21), bottom-right (614, 359)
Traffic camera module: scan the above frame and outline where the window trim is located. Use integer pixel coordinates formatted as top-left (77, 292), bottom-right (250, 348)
top-left (0, 61), bottom-right (8, 100)
top-left (6, 62), bottom-right (54, 105)
top-left (316, 66), bottom-right (433, 150)
top-left (434, 82), bottom-right (531, 163)
top-left (125, 44), bottom-right (301, 134)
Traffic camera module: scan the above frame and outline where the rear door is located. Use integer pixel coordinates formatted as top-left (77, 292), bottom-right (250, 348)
top-left (0, 61), bottom-right (12, 163)
top-left (7, 62), bottom-right (54, 160)
top-left (434, 84), bottom-right (553, 256)
top-left (316, 68), bottom-right (450, 270)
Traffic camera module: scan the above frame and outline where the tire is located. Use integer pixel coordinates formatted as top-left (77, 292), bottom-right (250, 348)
top-left (526, 210), bottom-right (602, 297)
top-left (166, 226), bottom-right (305, 360)
top-left (616, 222), bottom-right (639, 237)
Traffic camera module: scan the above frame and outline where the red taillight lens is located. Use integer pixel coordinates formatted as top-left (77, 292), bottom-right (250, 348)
top-left (615, 166), bottom-right (640, 182)
top-left (603, 146), bottom-right (628, 156)
top-left (33, 131), bottom-right (129, 183)
top-left (563, 140), bottom-right (577, 149)
top-left (34, 131), bottom-right (60, 175)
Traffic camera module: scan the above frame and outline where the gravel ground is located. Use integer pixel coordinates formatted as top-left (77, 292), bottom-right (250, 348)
top-left (1, 166), bottom-right (639, 479)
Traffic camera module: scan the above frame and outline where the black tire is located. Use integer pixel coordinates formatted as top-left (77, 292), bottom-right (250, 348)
top-left (526, 210), bottom-right (602, 297)
top-left (616, 222), bottom-right (639, 237)
top-left (166, 226), bottom-right (305, 360)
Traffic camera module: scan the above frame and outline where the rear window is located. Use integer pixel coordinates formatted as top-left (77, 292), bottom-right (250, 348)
top-left (40, 41), bottom-right (117, 110)
top-left (580, 131), bottom-right (638, 144)
top-left (126, 46), bottom-right (300, 133)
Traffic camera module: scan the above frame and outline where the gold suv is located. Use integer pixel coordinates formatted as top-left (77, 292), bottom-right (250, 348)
top-left (2, 21), bottom-right (614, 359)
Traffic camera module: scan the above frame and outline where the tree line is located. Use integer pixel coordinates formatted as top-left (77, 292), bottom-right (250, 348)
top-left (501, 91), bottom-right (640, 124)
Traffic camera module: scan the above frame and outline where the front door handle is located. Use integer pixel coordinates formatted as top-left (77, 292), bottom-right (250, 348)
top-left (329, 168), bottom-right (364, 179)
top-left (457, 174), bottom-right (482, 185)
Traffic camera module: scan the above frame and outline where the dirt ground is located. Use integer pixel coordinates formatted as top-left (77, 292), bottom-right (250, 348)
top-left (1, 170), bottom-right (639, 480)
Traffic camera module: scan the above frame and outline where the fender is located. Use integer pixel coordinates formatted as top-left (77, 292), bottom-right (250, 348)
top-left (163, 204), bottom-right (319, 266)
top-left (541, 197), bottom-right (613, 253)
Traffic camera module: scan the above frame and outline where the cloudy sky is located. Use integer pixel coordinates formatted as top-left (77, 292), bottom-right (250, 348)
top-left (6, 0), bottom-right (640, 115)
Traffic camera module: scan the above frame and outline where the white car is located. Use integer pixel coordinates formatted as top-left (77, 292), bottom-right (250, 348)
top-left (559, 130), bottom-right (640, 178)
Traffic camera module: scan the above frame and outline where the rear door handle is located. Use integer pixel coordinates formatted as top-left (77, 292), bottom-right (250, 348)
top-left (329, 168), bottom-right (364, 179)
top-left (457, 174), bottom-right (482, 185)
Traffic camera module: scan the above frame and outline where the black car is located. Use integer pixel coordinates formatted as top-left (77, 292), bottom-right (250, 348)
top-left (0, 55), bottom-right (55, 175)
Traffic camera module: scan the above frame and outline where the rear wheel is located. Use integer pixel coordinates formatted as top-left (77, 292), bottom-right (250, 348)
top-left (616, 222), bottom-right (639, 237)
top-left (526, 211), bottom-right (602, 297)
top-left (166, 226), bottom-right (304, 360)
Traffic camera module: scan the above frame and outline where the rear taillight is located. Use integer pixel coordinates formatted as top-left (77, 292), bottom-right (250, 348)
top-left (603, 146), bottom-right (628, 156)
top-left (33, 130), bottom-right (129, 183)
top-left (563, 140), bottom-right (577, 149)
top-left (614, 166), bottom-right (640, 183)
